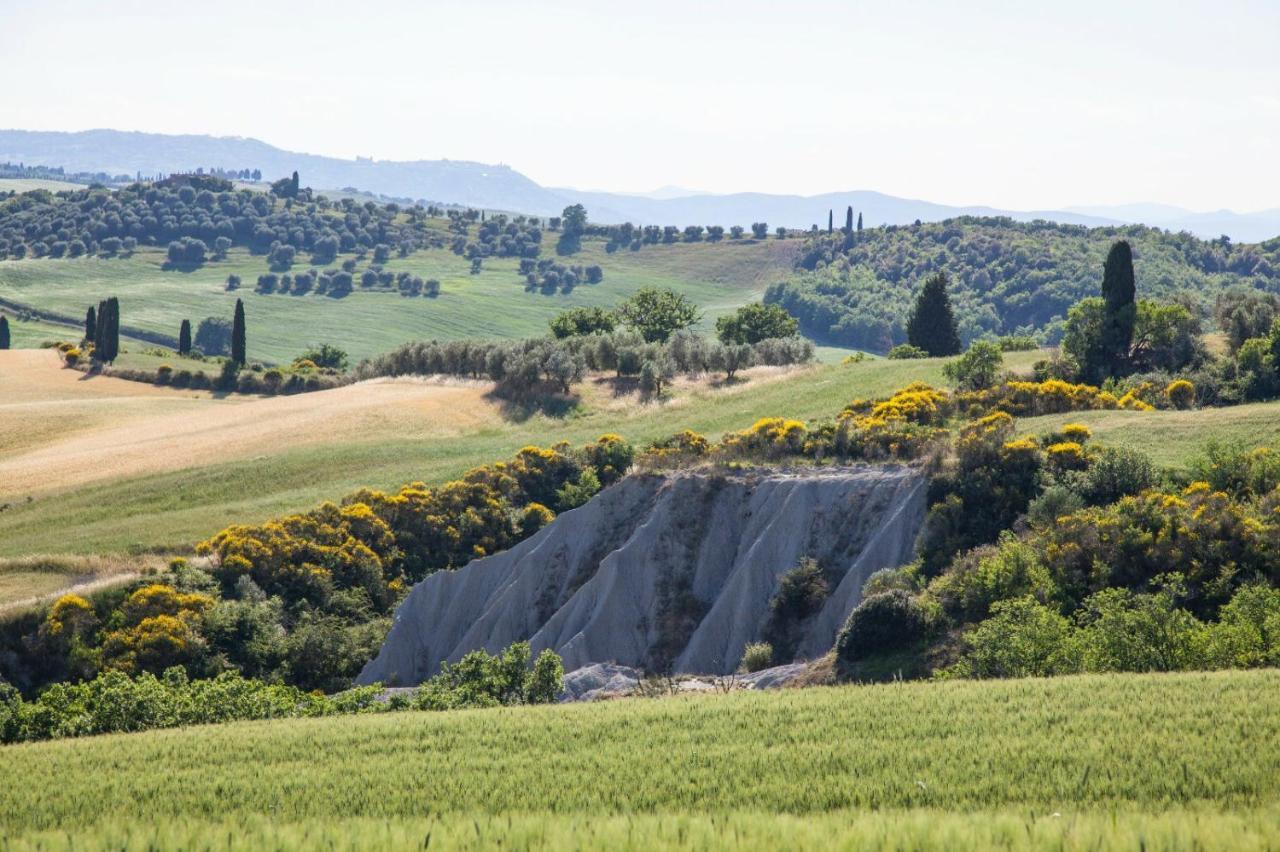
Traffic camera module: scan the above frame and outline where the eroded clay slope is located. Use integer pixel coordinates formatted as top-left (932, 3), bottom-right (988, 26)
top-left (359, 466), bottom-right (925, 685)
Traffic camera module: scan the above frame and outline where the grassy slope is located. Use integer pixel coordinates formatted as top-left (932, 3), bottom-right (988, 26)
top-left (3, 347), bottom-right (1276, 566)
top-left (1018, 404), bottom-right (1280, 468)
top-left (0, 238), bottom-right (798, 364)
top-left (0, 316), bottom-right (74, 348)
top-left (1, 670), bottom-right (1277, 849)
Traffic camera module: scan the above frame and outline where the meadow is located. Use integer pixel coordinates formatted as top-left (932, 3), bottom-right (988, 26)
top-left (0, 237), bottom-right (798, 364)
top-left (1, 669), bottom-right (1277, 849)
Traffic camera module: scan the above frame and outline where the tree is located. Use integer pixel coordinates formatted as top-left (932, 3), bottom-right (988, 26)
top-left (557, 204), bottom-right (587, 255)
top-left (942, 340), bottom-right (1003, 390)
top-left (0, 315), bottom-right (8, 350)
top-left (231, 299), bottom-right (246, 365)
top-left (845, 206), bottom-right (854, 234)
top-left (93, 297), bottom-right (119, 363)
top-left (84, 306), bottom-right (96, 343)
top-left (715, 303), bottom-right (798, 344)
top-left (1100, 240), bottom-right (1136, 379)
top-left (194, 317), bottom-right (232, 356)
top-left (827, 210), bottom-right (833, 234)
top-left (549, 306), bottom-right (615, 339)
top-left (178, 319), bottom-right (191, 355)
top-left (857, 211), bottom-right (863, 232)
top-left (296, 343), bottom-right (348, 370)
top-left (906, 273), bottom-right (961, 356)
top-left (616, 287), bottom-right (702, 343)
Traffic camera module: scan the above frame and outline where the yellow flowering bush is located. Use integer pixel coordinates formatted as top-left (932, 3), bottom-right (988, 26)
top-left (1166, 379), bottom-right (1195, 410)
top-left (722, 417), bottom-right (808, 457)
top-left (1045, 441), bottom-right (1089, 473)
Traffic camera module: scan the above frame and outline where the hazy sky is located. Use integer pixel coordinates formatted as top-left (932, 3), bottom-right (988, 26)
top-left (5, 0), bottom-right (1278, 211)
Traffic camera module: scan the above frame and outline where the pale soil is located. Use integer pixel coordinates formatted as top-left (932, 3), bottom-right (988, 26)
top-left (0, 350), bottom-right (499, 498)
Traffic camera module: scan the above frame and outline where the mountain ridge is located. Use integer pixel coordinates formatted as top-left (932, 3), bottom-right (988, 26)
top-left (2, 128), bottom-right (1275, 241)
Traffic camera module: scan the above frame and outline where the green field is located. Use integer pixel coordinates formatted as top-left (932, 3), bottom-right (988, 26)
top-left (1, 670), bottom-right (1276, 849)
top-left (0, 315), bottom-right (76, 348)
top-left (1020, 403), bottom-right (1280, 468)
top-left (0, 238), bottom-right (798, 364)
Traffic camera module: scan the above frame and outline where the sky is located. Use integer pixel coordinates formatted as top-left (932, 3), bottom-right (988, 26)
top-left (3, 0), bottom-right (1278, 212)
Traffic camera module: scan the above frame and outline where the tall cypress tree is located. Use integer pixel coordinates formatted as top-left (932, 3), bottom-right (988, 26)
top-left (0, 315), bottom-right (9, 350)
top-left (906, 273), bottom-right (962, 356)
top-left (827, 210), bottom-right (833, 234)
top-left (84, 306), bottom-right (96, 343)
top-left (178, 319), bottom-right (192, 355)
top-left (857, 212), bottom-right (863, 232)
top-left (96, 297), bottom-right (120, 362)
top-left (93, 299), bottom-right (108, 360)
top-left (845, 206), bottom-right (854, 234)
top-left (231, 299), bottom-right (246, 365)
top-left (1100, 240), bottom-right (1136, 377)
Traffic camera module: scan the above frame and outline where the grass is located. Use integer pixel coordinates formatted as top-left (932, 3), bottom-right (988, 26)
top-left (0, 237), bottom-right (797, 364)
top-left (0, 316), bottom-right (76, 348)
top-left (0, 178), bottom-right (86, 194)
top-left (0, 669), bottom-right (1276, 849)
top-left (0, 352), bottom-right (1041, 562)
top-left (1018, 403), bottom-right (1280, 468)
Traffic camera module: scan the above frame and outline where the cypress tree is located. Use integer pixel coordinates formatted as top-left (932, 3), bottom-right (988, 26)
top-left (84, 306), bottom-right (96, 343)
top-left (0, 315), bottom-right (9, 350)
top-left (93, 299), bottom-right (107, 360)
top-left (231, 298), bottom-right (246, 365)
top-left (906, 272), bottom-right (962, 356)
top-left (857, 212), bottom-right (863, 232)
top-left (845, 206), bottom-right (853, 234)
top-left (1100, 240), bottom-right (1136, 377)
top-left (290, 170), bottom-right (300, 197)
top-left (95, 297), bottom-right (120, 362)
top-left (178, 319), bottom-right (192, 355)
top-left (827, 210), bottom-right (833, 234)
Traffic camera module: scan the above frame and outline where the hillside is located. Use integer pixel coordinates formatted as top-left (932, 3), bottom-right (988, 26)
top-left (1, 670), bottom-right (1276, 849)
top-left (770, 218), bottom-right (1280, 350)
top-left (0, 351), bottom-right (1045, 577)
top-left (4, 178), bottom-right (1280, 363)
top-left (361, 466), bottom-right (925, 683)
top-left (0, 242), bottom-right (795, 364)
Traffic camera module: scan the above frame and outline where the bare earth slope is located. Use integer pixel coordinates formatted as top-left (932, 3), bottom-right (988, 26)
top-left (360, 466), bottom-right (926, 684)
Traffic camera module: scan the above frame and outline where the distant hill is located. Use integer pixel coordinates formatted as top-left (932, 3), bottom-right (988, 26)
top-left (0, 129), bottom-right (563, 213)
top-left (2, 129), bottom-right (1275, 241)
top-left (1067, 204), bottom-right (1280, 245)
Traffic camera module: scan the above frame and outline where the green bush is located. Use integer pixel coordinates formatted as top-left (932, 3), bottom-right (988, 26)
top-left (738, 642), bottom-right (774, 673)
top-left (836, 590), bottom-right (932, 664)
top-left (412, 642), bottom-right (563, 710)
top-left (942, 341), bottom-right (1003, 390)
top-left (887, 343), bottom-right (928, 360)
top-left (763, 558), bottom-right (830, 661)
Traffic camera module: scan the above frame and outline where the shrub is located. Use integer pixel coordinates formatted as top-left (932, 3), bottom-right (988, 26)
top-left (762, 558), bottom-right (829, 660)
top-left (1166, 379), bottom-right (1195, 409)
top-left (942, 341), bottom-right (1003, 390)
top-left (887, 343), bottom-right (928, 360)
top-left (836, 590), bottom-right (931, 663)
top-left (950, 596), bottom-right (1079, 678)
top-left (738, 642), bottom-right (774, 673)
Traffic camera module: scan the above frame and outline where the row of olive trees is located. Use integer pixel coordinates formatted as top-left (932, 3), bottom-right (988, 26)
top-left (355, 330), bottom-right (813, 395)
